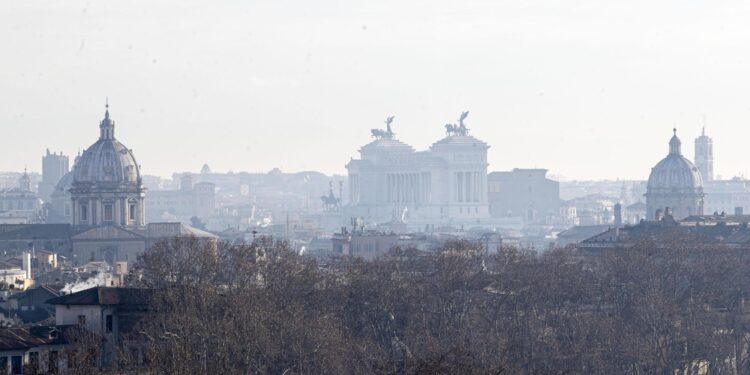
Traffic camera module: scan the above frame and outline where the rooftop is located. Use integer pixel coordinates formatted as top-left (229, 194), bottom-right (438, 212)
top-left (0, 224), bottom-right (71, 240)
top-left (47, 287), bottom-right (153, 306)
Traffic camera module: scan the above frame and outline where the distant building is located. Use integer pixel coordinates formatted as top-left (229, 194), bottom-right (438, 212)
top-left (645, 129), bottom-right (704, 220)
top-left (38, 150), bottom-right (69, 202)
top-left (0, 224), bottom-right (73, 254)
top-left (565, 194), bottom-right (616, 226)
top-left (558, 204), bottom-right (579, 226)
top-left (45, 170), bottom-right (74, 224)
top-left (694, 127), bottom-right (714, 182)
top-left (555, 225), bottom-right (611, 247)
top-left (579, 212), bottom-right (750, 252)
top-left (346, 114), bottom-right (490, 227)
top-left (145, 173), bottom-right (216, 224)
top-left (0, 256), bottom-right (31, 291)
top-left (332, 229), bottom-right (400, 260)
top-left (71, 222), bottom-right (217, 264)
top-left (701, 178), bottom-right (750, 216)
top-left (70, 104), bottom-right (145, 228)
top-left (625, 201), bottom-right (647, 224)
top-left (487, 169), bottom-right (560, 223)
top-left (4, 104), bottom-right (216, 266)
top-left (155, 167), bottom-right (346, 232)
top-left (0, 171), bottom-right (42, 224)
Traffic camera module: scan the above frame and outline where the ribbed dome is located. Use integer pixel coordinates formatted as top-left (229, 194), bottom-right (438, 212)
top-left (647, 155), bottom-right (703, 191)
top-left (72, 108), bottom-right (141, 184)
top-left (647, 129), bottom-right (703, 192)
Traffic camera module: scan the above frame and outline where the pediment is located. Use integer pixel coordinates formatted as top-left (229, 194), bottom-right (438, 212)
top-left (72, 226), bottom-right (145, 241)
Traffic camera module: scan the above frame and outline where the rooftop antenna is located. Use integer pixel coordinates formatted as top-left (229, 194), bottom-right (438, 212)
top-left (701, 114), bottom-right (707, 136)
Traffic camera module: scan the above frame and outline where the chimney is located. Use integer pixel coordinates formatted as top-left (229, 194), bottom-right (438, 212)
top-left (735, 207), bottom-right (744, 216)
top-left (614, 203), bottom-right (622, 227)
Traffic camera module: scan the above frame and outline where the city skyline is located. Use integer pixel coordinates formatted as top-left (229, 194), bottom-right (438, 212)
top-left (3, 0), bottom-right (750, 180)
top-left (0, 105), bottom-right (729, 182)
top-left (4, 3), bottom-right (750, 373)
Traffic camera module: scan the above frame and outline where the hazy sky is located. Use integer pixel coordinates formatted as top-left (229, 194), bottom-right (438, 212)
top-left (2, 0), bottom-right (750, 180)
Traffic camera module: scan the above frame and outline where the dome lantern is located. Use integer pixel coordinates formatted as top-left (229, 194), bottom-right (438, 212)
top-left (669, 128), bottom-right (681, 155)
top-left (99, 100), bottom-right (115, 140)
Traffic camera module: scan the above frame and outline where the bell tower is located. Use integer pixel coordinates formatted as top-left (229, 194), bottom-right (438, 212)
top-left (695, 126), bottom-right (714, 182)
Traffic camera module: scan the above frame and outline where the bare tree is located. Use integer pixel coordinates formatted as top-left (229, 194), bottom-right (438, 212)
top-left (104, 233), bottom-right (750, 374)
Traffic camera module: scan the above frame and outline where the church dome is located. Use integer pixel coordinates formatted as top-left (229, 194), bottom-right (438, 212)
top-left (72, 106), bottom-right (141, 184)
top-left (52, 171), bottom-right (74, 196)
top-left (647, 129), bottom-right (704, 192)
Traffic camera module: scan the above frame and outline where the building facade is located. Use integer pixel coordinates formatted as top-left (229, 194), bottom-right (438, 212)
top-left (488, 168), bottom-right (560, 223)
top-left (645, 129), bottom-right (705, 220)
top-left (346, 115), bottom-right (490, 227)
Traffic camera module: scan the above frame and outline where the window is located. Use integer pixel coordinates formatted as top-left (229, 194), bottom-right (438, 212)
top-left (104, 203), bottom-right (114, 221)
top-left (80, 204), bottom-right (88, 221)
top-left (0, 357), bottom-right (6, 373)
top-left (106, 314), bottom-right (113, 333)
top-left (11, 356), bottom-right (21, 375)
top-left (129, 203), bottom-right (137, 221)
top-left (78, 315), bottom-right (86, 325)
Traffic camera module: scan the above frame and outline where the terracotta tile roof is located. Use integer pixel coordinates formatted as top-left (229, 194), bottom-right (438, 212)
top-left (0, 327), bottom-right (49, 350)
